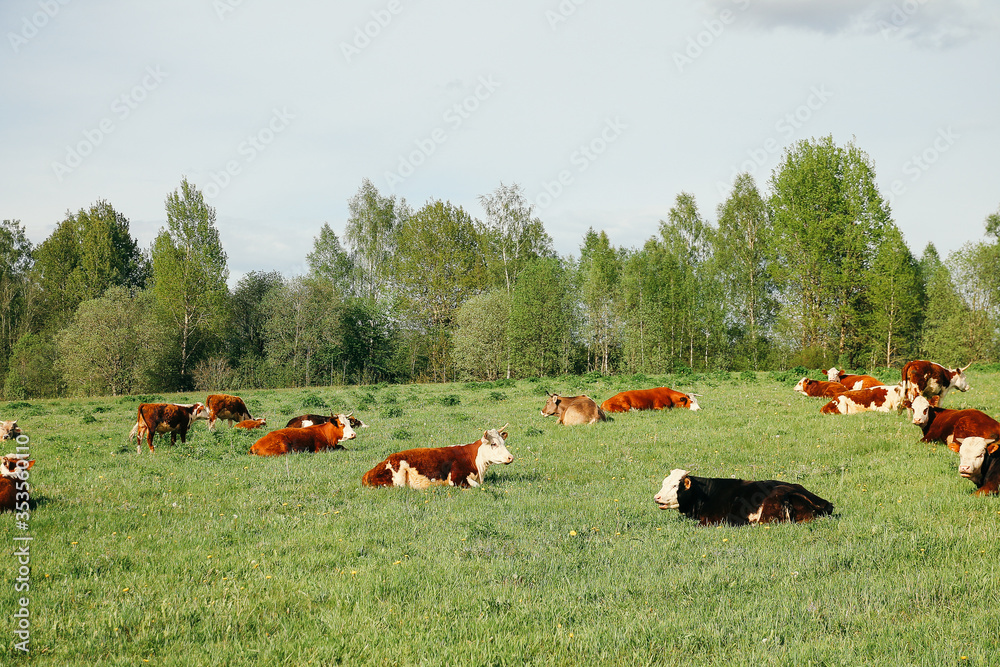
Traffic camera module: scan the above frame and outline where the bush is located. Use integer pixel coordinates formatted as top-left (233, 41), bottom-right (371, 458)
top-left (440, 395), bottom-right (461, 407)
top-left (301, 393), bottom-right (327, 409)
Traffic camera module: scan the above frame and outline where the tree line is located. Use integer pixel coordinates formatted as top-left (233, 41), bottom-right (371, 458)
top-left (2, 135), bottom-right (999, 399)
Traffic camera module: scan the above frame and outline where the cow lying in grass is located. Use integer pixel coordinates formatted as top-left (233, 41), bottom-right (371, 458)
top-left (285, 413), bottom-right (368, 430)
top-left (1, 420), bottom-right (22, 440)
top-left (654, 469), bottom-right (834, 526)
top-left (956, 436), bottom-right (1000, 496)
top-left (0, 453), bottom-right (34, 513)
top-left (793, 378), bottom-right (847, 398)
top-left (601, 387), bottom-right (701, 413)
top-left (824, 368), bottom-right (884, 390)
top-left (907, 395), bottom-right (1000, 451)
top-left (540, 393), bottom-right (607, 425)
top-left (362, 427), bottom-right (513, 489)
top-left (820, 384), bottom-right (905, 415)
top-left (234, 418), bottom-right (267, 429)
top-left (250, 416), bottom-right (355, 456)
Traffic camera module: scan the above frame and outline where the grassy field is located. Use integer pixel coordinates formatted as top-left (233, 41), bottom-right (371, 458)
top-left (2, 370), bottom-right (1000, 666)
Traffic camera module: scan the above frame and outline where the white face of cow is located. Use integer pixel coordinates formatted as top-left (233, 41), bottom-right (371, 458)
top-left (793, 378), bottom-right (807, 395)
top-left (1, 454), bottom-right (33, 478)
top-left (957, 437), bottom-right (995, 484)
top-left (192, 403), bottom-right (211, 421)
top-left (0, 420), bottom-right (20, 439)
top-left (480, 429), bottom-right (514, 465)
top-left (654, 469), bottom-right (689, 510)
top-left (910, 395), bottom-right (931, 425)
top-left (687, 395), bottom-right (701, 411)
top-left (335, 414), bottom-right (357, 440)
top-left (950, 367), bottom-right (971, 393)
top-left (826, 368), bottom-right (840, 382)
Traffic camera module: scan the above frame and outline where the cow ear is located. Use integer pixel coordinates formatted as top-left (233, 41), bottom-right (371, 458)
top-left (988, 442), bottom-right (1000, 454)
top-left (948, 441), bottom-right (961, 453)
top-left (682, 476), bottom-right (692, 490)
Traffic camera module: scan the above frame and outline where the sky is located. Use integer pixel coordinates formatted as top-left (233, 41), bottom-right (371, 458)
top-left (2, 0), bottom-right (998, 283)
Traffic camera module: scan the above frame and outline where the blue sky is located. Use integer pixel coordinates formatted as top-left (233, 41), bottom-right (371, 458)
top-left (2, 0), bottom-right (998, 282)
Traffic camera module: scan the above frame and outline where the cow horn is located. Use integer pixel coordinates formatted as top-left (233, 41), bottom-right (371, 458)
top-left (960, 362), bottom-right (972, 372)
top-left (499, 422), bottom-right (509, 433)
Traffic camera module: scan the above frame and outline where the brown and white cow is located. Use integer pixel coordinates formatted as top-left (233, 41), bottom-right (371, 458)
top-left (285, 413), bottom-right (368, 430)
top-left (0, 453), bottom-right (34, 513)
top-left (654, 469), bottom-right (834, 526)
top-left (824, 368), bottom-right (883, 390)
top-left (793, 378), bottom-right (848, 398)
top-left (1, 420), bottom-right (22, 440)
top-left (234, 418), bottom-right (267, 429)
top-left (129, 403), bottom-right (211, 453)
top-left (540, 393), bottom-right (607, 425)
top-left (601, 387), bottom-right (701, 413)
top-left (908, 395), bottom-right (1000, 451)
top-left (206, 394), bottom-right (253, 429)
top-left (956, 436), bottom-right (1000, 496)
top-left (901, 360), bottom-right (971, 404)
top-left (361, 427), bottom-right (513, 489)
top-left (249, 416), bottom-right (356, 456)
top-left (820, 384), bottom-right (906, 415)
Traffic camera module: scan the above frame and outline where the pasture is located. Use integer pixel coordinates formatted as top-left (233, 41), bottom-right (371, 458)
top-left (3, 371), bottom-right (1000, 665)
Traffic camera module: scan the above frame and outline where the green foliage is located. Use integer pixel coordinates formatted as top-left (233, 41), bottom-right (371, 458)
top-left (301, 393), bottom-right (328, 408)
top-left (3, 332), bottom-right (63, 399)
top-left (508, 258), bottom-right (577, 377)
top-left (0, 219), bottom-right (33, 371)
top-left (452, 289), bottom-right (510, 381)
top-left (439, 394), bottom-right (461, 407)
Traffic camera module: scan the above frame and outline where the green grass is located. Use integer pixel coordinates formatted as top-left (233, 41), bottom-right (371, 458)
top-left (3, 375), bottom-right (1000, 665)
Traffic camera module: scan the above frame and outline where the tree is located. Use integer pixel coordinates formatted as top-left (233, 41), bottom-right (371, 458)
top-left (344, 179), bottom-right (408, 303)
top-left (151, 178), bottom-right (230, 389)
top-left (3, 333), bottom-right (62, 399)
top-left (477, 182), bottom-right (554, 293)
top-left (452, 289), bottom-right (510, 381)
top-left (864, 226), bottom-right (923, 367)
top-left (715, 173), bottom-right (775, 369)
top-left (918, 244), bottom-right (967, 363)
top-left (769, 137), bottom-right (892, 366)
top-left (393, 200), bottom-right (487, 381)
top-left (307, 223), bottom-right (355, 293)
top-left (508, 258), bottom-right (578, 377)
top-left (228, 270), bottom-right (284, 386)
top-left (0, 220), bottom-right (33, 374)
top-left (263, 276), bottom-right (342, 387)
top-left (30, 201), bottom-right (147, 332)
top-left (578, 229), bottom-right (621, 373)
top-left (56, 287), bottom-right (163, 396)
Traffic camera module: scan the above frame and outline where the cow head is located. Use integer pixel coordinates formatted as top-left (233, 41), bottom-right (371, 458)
top-left (192, 403), bottom-right (210, 421)
top-left (793, 378), bottom-right (813, 395)
top-left (825, 368), bottom-right (842, 382)
top-left (949, 364), bottom-right (972, 392)
top-left (956, 436), bottom-right (998, 485)
top-left (0, 420), bottom-right (21, 440)
top-left (480, 426), bottom-right (514, 466)
top-left (910, 395), bottom-right (931, 425)
top-left (334, 414), bottom-right (357, 440)
top-left (686, 394), bottom-right (702, 411)
top-left (1, 453), bottom-right (33, 479)
top-left (345, 412), bottom-right (368, 429)
top-left (540, 393), bottom-right (562, 417)
top-left (654, 469), bottom-right (689, 510)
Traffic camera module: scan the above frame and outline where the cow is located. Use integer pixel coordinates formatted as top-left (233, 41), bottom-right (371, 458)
top-left (206, 394), bottom-right (253, 429)
top-left (907, 395), bottom-right (1000, 451)
top-left (285, 413), bottom-right (368, 430)
top-left (601, 387), bottom-right (701, 413)
top-left (824, 368), bottom-right (883, 390)
top-left (234, 418), bottom-right (267, 429)
top-left (820, 384), bottom-right (906, 415)
top-left (901, 360), bottom-right (971, 405)
top-left (793, 378), bottom-right (848, 398)
top-left (653, 469), bottom-right (834, 526)
top-left (249, 416), bottom-right (355, 456)
top-left (129, 403), bottom-right (210, 453)
top-left (361, 426), bottom-right (513, 489)
top-left (540, 393), bottom-right (607, 425)
top-left (956, 436), bottom-right (1000, 496)
top-left (0, 454), bottom-right (34, 513)
top-left (1, 420), bottom-right (22, 440)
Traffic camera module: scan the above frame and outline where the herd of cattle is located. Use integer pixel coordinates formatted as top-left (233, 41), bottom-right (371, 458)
top-left (1, 360), bottom-right (997, 523)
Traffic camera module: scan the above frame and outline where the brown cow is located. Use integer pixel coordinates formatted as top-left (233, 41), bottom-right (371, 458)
top-left (540, 393), bottom-right (607, 425)
top-left (249, 416), bottom-right (356, 456)
top-left (824, 368), bottom-right (883, 390)
top-left (820, 384), bottom-right (906, 415)
top-left (129, 403), bottom-right (210, 453)
top-left (1, 420), bottom-right (22, 440)
top-left (793, 378), bottom-right (848, 398)
top-left (206, 394), bottom-right (253, 429)
top-left (956, 436), bottom-right (1000, 496)
top-left (0, 454), bottom-right (34, 513)
top-left (234, 418), bottom-right (267, 429)
top-left (362, 427), bottom-right (513, 489)
top-left (285, 413), bottom-right (368, 430)
top-left (908, 395), bottom-right (1000, 451)
top-left (654, 469), bottom-right (833, 526)
top-left (601, 387), bottom-right (700, 413)
top-left (901, 360), bottom-right (971, 404)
